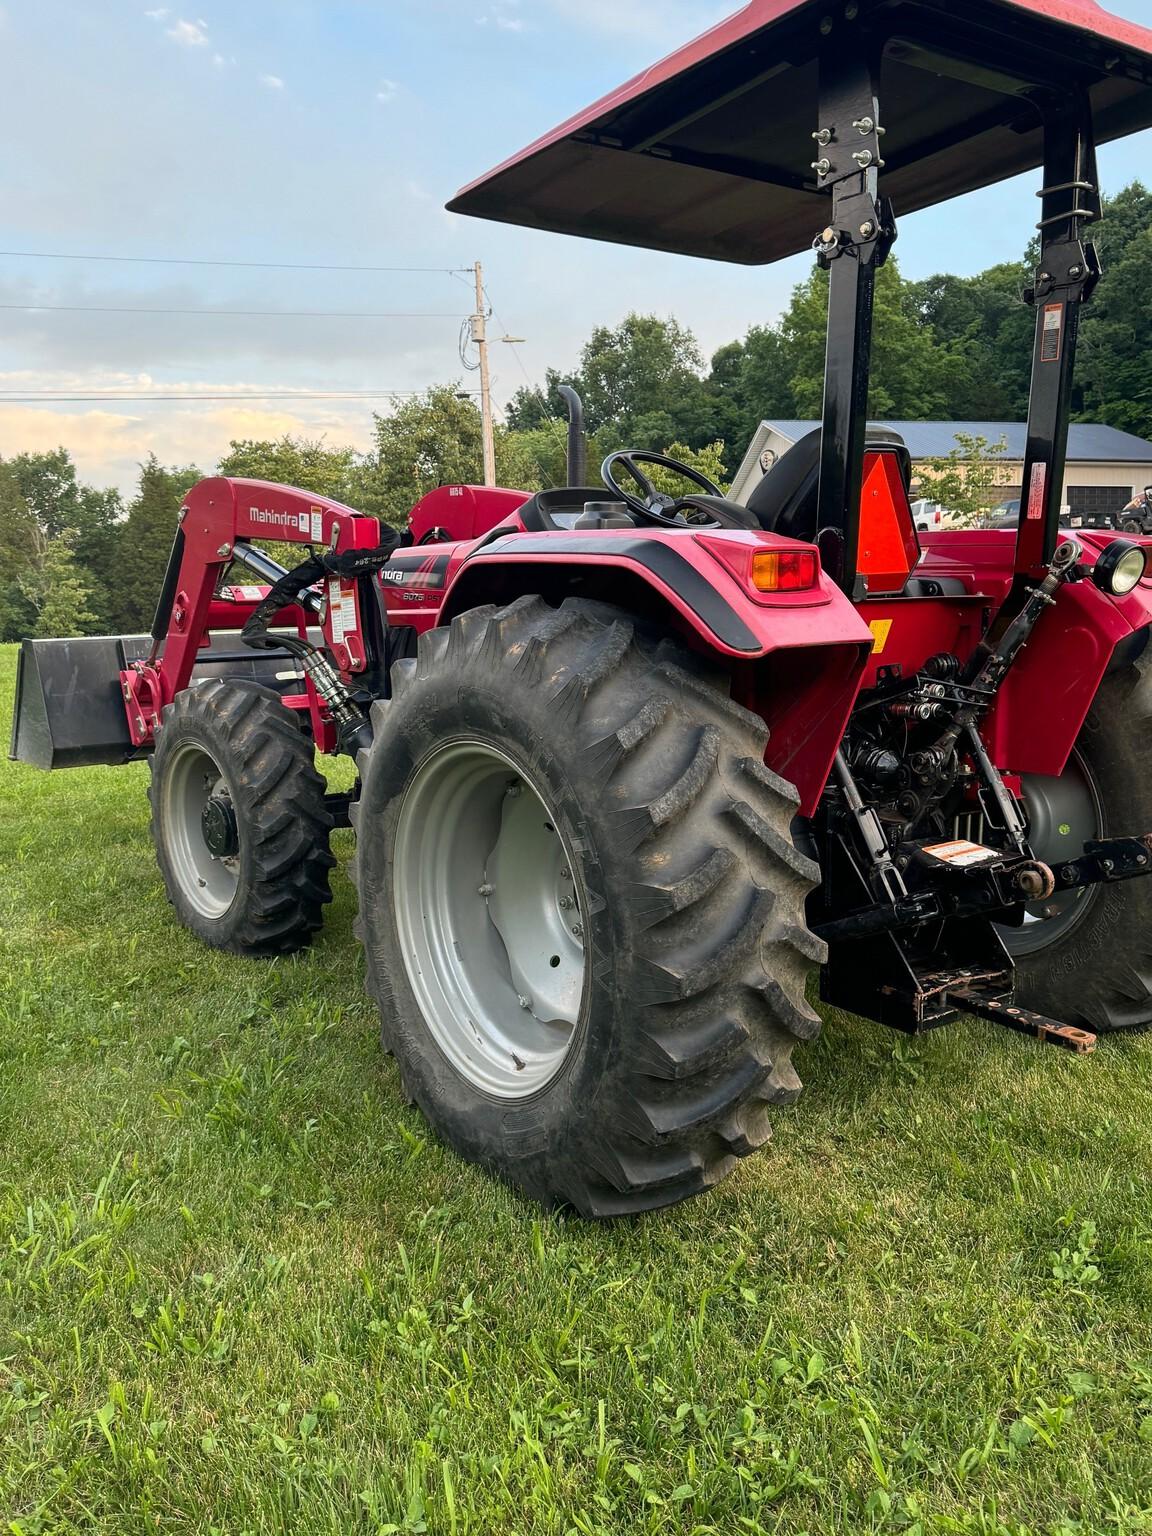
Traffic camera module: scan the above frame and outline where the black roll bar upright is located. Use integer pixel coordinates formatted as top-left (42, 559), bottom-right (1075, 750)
top-left (1015, 93), bottom-right (1101, 574)
top-left (811, 20), bottom-right (895, 597)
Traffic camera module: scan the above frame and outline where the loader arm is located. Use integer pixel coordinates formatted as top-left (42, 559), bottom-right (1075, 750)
top-left (122, 478), bottom-right (386, 755)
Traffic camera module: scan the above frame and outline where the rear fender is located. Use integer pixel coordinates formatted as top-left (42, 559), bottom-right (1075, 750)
top-left (440, 528), bottom-right (873, 813)
top-left (986, 575), bottom-right (1152, 775)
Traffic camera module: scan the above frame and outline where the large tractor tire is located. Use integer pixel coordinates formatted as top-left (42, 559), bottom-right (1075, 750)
top-left (1002, 650), bottom-right (1152, 1032)
top-left (351, 597), bottom-right (823, 1217)
top-left (149, 680), bottom-right (334, 954)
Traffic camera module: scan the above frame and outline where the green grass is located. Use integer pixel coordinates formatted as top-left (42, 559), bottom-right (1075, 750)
top-left (3, 644), bottom-right (1152, 1535)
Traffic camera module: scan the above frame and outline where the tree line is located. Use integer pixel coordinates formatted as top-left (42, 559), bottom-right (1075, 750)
top-left (5, 181), bottom-right (1152, 640)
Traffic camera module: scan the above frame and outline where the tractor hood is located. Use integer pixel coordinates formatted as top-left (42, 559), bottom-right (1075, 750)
top-left (448, 0), bottom-right (1152, 265)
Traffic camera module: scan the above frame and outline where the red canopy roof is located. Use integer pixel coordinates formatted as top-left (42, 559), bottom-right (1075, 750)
top-left (448, 0), bottom-right (1152, 264)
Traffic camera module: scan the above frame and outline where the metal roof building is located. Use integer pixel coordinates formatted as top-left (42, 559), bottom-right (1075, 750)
top-left (731, 420), bottom-right (1152, 516)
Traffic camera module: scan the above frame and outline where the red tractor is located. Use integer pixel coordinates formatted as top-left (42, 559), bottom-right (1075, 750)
top-left (13, 0), bottom-right (1152, 1216)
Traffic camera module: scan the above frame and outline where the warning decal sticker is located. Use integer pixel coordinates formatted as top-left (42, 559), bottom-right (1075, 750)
top-left (1041, 302), bottom-right (1064, 363)
top-left (922, 839), bottom-right (1002, 869)
top-left (1026, 461), bottom-right (1047, 521)
top-left (328, 576), bottom-right (345, 642)
top-left (868, 618), bottom-right (893, 655)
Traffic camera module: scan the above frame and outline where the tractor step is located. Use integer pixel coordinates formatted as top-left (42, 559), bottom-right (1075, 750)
top-left (947, 985), bottom-right (1097, 1054)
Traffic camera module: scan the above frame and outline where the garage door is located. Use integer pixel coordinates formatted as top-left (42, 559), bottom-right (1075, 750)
top-left (1067, 485), bottom-right (1133, 515)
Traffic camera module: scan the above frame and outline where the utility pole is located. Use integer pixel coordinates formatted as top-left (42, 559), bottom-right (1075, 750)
top-left (472, 261), bottom-right (496, 487)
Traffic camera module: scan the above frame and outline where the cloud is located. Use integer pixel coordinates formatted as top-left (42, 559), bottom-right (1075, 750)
top-left (258, 73), bottom-right (284, 90)
top-left (0, 275), bottom-right (465, 382)
top-left (476, 0), bottom-right (525, 31)
top-left (0, 369), bottom-right (400, 494)
top-left (0, 398), bottom-right (378, 497)
top-left (376, 79), bottom-right (399, 103)
top-left (143, 7), bottom-right (168, 18)
top-left (166, 17), bottom-right (209, 46)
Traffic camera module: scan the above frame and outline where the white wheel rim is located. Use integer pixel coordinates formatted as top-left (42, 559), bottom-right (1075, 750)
top-left (160, 742), bottom-right (240, 919)
top-left (392, 740), bottom-right (586, 1098)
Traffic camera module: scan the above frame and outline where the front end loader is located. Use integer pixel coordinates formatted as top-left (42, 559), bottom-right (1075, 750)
top-left (14, 0), bottom-right (1152, 1215)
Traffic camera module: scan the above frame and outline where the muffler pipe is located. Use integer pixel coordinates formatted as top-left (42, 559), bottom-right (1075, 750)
top-left (557, 385), bottom-right (587, 487)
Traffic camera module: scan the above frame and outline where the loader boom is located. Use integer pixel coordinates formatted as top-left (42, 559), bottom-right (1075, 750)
top-left (122, 479), bottom-right (385, 755)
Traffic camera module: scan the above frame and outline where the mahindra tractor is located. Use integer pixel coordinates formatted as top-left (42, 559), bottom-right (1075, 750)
top-left (14, 0), bottom-right (1152, 1217)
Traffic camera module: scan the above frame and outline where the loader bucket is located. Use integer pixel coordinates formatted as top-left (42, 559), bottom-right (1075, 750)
top-left (10, 635), bottom-right (150, 770)
top-left (10, 631), bottom-right (311, 770)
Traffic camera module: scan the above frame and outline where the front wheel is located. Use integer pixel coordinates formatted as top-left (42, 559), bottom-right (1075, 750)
top-left (1002, 649), bottom-right (1152, 1031)
top-left (149, 681), bottom-right (334, 954)
top-left (351, 597), bottom-right (824, 1217)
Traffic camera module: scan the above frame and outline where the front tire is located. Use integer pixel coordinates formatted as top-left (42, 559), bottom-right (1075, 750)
top-left (1006, 649), bottom-right (1152, 1031)
top-left (352, 597), bottom-right (824, 1217)
top-left (150, 681), bottom-right (335, 954)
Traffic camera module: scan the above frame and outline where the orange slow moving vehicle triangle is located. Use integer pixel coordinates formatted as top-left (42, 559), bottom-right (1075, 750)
top-left (857, 450), bottom-right (920, 595)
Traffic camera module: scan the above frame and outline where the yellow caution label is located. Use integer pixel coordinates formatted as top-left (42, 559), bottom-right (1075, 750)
top-left (868, 619), bottom-right (893, 654)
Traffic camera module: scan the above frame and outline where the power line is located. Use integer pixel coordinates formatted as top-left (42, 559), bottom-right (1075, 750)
top-left (0, 249), bottom-right (471, 275)
top-left (0, 390), bottom-right (438, 402)
top-left (0, 302), bottom-right (464, 319)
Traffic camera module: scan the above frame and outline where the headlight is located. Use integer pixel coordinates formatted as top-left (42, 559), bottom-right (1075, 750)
top-left (1091, 538), bottom-right (1147, 596)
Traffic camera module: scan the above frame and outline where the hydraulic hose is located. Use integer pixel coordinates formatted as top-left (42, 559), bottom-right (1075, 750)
top-left (237, 528), bottom-right (405, 755)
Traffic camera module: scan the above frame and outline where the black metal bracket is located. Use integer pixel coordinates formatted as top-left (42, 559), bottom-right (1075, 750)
top-left (1015, 90), bottom-right (1102, 574)
top-left (813, 828), bottom-right (1152, 947)
top-left (811, 29), bottom-right (898, 598)
top-left (1052, 835), bottom-right (1152, 891)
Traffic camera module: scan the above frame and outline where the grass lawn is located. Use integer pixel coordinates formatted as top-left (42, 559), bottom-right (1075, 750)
top-left (3, 641), bottom-right (1152, 1535)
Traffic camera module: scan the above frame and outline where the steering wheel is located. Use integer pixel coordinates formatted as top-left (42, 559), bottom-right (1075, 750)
top-left (600, 450), bottom-right (757, 531)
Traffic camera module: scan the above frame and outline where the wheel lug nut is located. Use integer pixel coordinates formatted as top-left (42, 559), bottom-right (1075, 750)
top-left (571, 924), bottom-right (583, 938)
top-left (559, 868), bottom-right (570, 880)
top-left (559, 896), bottom-right (571, 909)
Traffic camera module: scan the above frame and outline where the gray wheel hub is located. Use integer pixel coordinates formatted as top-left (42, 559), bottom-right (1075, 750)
top-left (998, 751), bottom-right (1101, 956)
top-left (201, 794), bottom-right (240, 858)
top-left (392, 740), bottom-right (586, 1099)
top-left (160, 742), bottom-right (241, 919)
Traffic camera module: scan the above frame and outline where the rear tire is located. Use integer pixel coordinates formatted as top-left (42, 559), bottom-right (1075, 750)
top-left (149, 681), bottom-right (334, 954)
top-left (1007, 650), bottom-right (1152, 1032)
top-left (351, 597), bottom-right (824, 1217)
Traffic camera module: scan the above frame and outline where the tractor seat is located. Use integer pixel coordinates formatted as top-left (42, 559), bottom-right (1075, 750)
top-left (747, 427), bottom-right (912, 540)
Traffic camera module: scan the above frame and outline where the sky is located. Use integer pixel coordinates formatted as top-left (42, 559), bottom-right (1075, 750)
top-left (3, 0), bottom-right (1152, 496)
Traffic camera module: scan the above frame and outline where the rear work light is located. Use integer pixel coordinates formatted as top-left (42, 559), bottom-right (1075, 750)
top-left (751, 548), bottom-right (819, 592)
top-left (1091, 538), bottom-right (1147, 596)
